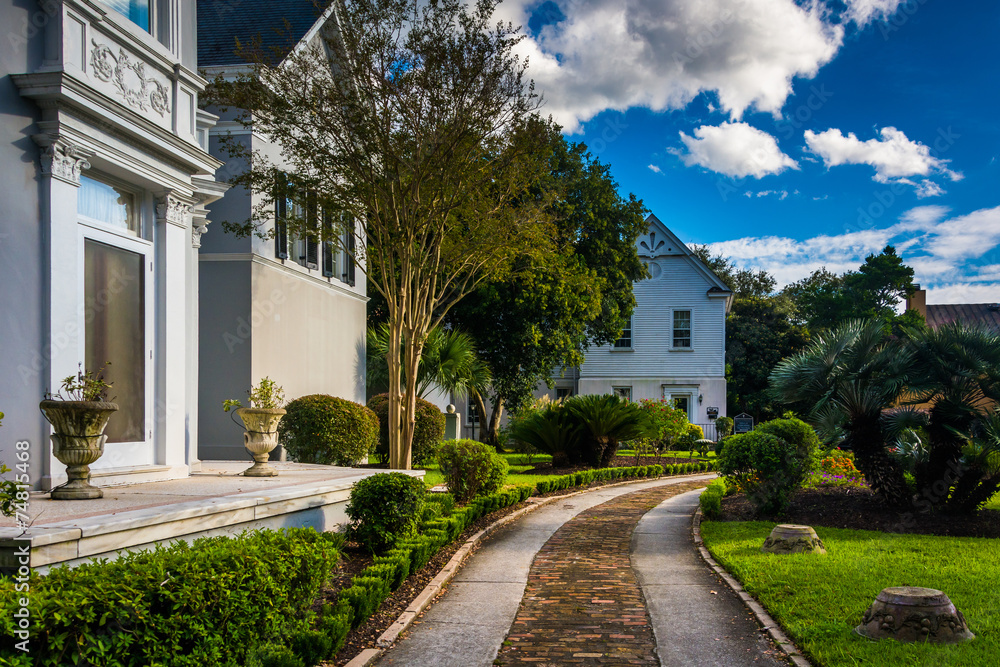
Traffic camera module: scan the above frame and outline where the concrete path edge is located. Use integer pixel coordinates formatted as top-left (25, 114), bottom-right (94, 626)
top-left (691, 506), bottom-right (813, 667)
top-left (342, 473), bottom-right (712, 667)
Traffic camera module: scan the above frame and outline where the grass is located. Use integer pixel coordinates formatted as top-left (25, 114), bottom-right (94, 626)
top-left (700, 521), bottom-right (1000, 666)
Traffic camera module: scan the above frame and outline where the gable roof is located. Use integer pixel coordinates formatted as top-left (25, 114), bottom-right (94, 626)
top-left (926, 303), bottom-right (1000, 333)
top-left (640, 214), bottom-right (733, 309)
top-left (198, 0), bottom-right (326, 67)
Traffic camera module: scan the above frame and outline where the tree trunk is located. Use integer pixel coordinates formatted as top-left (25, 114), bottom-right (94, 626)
top-left (847, 417), bottom-right (908, 507)
top-left (482, 399), bottom-right (505, 450)
top-left (387, 318), bottom-right (406, 469)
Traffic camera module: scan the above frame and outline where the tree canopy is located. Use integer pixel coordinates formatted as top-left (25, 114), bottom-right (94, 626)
top-left (446, 127), bottom-right (649, 443)
top-left (208, 0), bottom-right (556, 468)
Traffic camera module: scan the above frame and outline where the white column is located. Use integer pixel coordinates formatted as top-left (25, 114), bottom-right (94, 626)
top-left (155, 193), bottom-right (194, 472)
top-left (38, 140), bottom-right (92, 490)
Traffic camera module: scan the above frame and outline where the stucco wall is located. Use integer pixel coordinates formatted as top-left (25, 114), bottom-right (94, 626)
top-left (0, 0), bottom-right (47, 483)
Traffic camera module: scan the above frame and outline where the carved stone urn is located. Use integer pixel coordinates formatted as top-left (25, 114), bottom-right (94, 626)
top-left (855, 587), bottom-right (974, 644)
top-left (39, 400), bottom-right (118, 500)
top-left (761, 524), bottom-right (827, 554)
top-left (235, 407), bottom-right (286, 477)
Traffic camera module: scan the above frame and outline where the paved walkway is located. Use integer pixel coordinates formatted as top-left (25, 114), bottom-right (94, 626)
top-left (375, 477), bottom-right (786, 666)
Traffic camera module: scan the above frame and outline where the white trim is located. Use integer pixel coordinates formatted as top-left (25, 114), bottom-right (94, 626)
top-left (198, 253), bottom-right (370, 302)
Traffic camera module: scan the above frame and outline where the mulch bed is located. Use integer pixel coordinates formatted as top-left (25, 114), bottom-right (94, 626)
top-left (717, 485), bottom-right (1000, 538)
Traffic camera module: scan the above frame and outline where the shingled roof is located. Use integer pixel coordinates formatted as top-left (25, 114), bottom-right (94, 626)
top-left (198, 0), bottom-right (326, 67)
top-left (926, 303), bottom-right (1000, 333)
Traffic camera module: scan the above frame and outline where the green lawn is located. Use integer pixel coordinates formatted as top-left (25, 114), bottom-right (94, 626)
top-left (700, 521), bottom-right (1000, 666)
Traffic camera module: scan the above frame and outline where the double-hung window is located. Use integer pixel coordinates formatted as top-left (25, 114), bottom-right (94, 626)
top-left (613, 316), bottom-right (633, 349)
top-left (672, 309), bottom-right (692, 348)
top-left (104, 0), bottom-right (151, 32)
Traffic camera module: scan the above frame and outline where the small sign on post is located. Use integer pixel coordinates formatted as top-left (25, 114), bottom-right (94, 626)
top-left (733, 413), bottom-right (754, 434)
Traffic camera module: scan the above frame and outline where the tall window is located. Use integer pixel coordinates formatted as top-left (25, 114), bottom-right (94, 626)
top-left (105, 0), bottom-right (150, 32)
top-left (274, 176), bottom-right (289, 259)
top-left (672, 309), bottom-right (692, 348)
top-left (79, 175), bottom-right (139, 235)
top-left (614, 316), bottom-right (632, 349)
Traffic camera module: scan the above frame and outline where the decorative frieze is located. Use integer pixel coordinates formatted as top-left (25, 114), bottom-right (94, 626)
top-left (39, 142), bottom-right (91, 185)
top-left (90, 40), bottom-right (171, 116)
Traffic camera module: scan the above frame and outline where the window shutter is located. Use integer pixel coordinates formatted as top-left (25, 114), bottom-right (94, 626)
top-left (321, 208), bottom-right (336, 277)
top-left (274, 175), bottom-right (288, 259)
top-left (344, 220), bottom-right (356, 286)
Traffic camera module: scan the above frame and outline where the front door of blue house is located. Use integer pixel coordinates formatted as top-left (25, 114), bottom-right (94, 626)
top-left (78, 175), bottom-right (155, 469)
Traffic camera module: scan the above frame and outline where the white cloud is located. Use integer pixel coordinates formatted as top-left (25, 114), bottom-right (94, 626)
top-left (804, 127), bottom-right (962, 192)
top-left (677, 122), bottom-right (798, 178)
top-left (843, 0), bottom-right (906, 25)
top-left (745, 190), bottom-right (790, 199)
top-left (648, 164), bottom-right (662, 173)
top-left (495, 0), bottom-right (844, 133)
top-left (705, 205), bottom-right (1000, 302)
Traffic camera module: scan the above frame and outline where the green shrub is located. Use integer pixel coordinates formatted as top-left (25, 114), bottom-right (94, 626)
top-left (367, 393), bottom-right (445, 466)
top-left (251, 644), bottom-right (304, 667)
top-left (715, 416), bottom-right (734, 439)
top-left (0, 529), bottom-right (341, 667)
top-left (718, 431), bottom-right (811, 515)
top-left (279, 394), bottom-right (378, 466)
top-left (755, 416), bottom-right (821, 472)
top-left (346, 472), bottom-right (426, 554)
top-left (566, 394), bottom-right (654, 467)
top-left (715, 435), bottom-right (729, 457)
top-left (699, 479), bottom-right (727, 518)
top-left (675, 423), bottom-right (704, 452)
top-left (436, 439), bottom-right (509, 502)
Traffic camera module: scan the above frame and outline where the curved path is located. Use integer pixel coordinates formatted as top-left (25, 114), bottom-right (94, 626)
top-left (374, 477), bottom-right (785, 666)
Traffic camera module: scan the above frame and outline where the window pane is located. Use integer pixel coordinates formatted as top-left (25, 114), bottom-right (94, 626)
top-left (614, 317), bottom-right (632, 348)
top-left (673, 310), bottom-right (691, 348)
top-left (613, 387), bottom-right (631, 401)
top-left (104, 0), bottom-right (150, 32)
top-left (673, 396), bottom-right (689, 415)
top-left (85, 240), bottom-right (145, 443)
top-left (79, 176), bottom-right (138, 234)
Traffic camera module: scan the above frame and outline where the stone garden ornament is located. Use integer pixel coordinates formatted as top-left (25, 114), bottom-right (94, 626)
top-left (224, 377), bottom-right (286, 477)
top-left (39, 364), bottom-right (117, 500)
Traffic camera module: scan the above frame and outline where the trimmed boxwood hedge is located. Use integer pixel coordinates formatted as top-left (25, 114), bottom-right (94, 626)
top-left (279, 394), bottom-right (378, 466)
top-left (0, 528), bottom-right (344, 667)
top-left (367, 393), bottom-right (445, 466)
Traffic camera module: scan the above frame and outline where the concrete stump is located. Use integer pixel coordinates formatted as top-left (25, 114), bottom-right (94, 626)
top-left (855, 587), bottom-right (974, 644)
top-left (761, 524), bottom-right (826, 554)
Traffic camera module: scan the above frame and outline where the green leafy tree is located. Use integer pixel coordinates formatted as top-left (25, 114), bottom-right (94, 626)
top-left (637, 399), bottom-right (689, 454)
top-left (208, 0), bottom-right (556, 468)
top-left (448, 129), bottom-right (649, 444)
top-left (782, 246), bottom-right (920, 333)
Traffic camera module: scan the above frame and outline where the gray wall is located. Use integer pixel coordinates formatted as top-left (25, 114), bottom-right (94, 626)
top-left (198, 260), bottom-right (253, 460)
top-left (0, 0), bottom-right (49, 487)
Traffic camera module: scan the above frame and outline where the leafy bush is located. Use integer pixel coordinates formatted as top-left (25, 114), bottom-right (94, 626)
top-left (700, 478), bottom-right (727, 518)
top-left (367, 393), bottom-right (445, 466)
top-left (715, 416), bottom-right (734, 439)
top-left (755, 416), bottom-right (821, 472)
top-left (279, 394), bottom-right (378, 466)
top-left (346, 472), bottom-right (426, 554)
top-left (636, 399), bottom-right (689, 453)
top-left (0, 529), bottom-right (341, 667)
top-left (718, 430), bottom-right (811, 515)
top-left (508, 404), bottom-right (581, 466)
top-left (436, 439), bottom-right (509, 502)
top-left (675, 423), bottom-right (705, 452)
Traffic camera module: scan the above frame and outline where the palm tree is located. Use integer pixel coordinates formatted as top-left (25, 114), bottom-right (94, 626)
top-left (564, 394), bottom-right (654, 468)
top-left (769, 320), bottom-right (910, 506)
top-left (901, 323), bottom-right (1000, 511)
top-left (367, 324), bottom-right (492, 401)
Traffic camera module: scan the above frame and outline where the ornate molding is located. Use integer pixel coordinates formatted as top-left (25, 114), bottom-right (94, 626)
top-left (90, 40), bottom-right (171, 116)
top-left (39, 142), bottom-right (91, 185)
top-left (638, 231), bottom-right (666, 257)
top-left (156, 195), bottom-right (192, 228)
top-left (191, 216), bottom-right (210, 248)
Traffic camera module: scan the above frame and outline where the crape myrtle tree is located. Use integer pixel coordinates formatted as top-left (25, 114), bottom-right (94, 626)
top-left (208, 0), bottom-right (556, 468)
top-left (447, 128), bottom-right (649, 445)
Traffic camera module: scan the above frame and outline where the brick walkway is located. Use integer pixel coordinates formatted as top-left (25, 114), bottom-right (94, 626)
top-left (496, 481), bottom-right (706, 666)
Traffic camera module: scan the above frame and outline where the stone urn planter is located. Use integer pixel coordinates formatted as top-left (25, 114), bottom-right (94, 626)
top-left (39, 400), bottom-right (118, 499)
top-left (234, 407), bottom-right (286, 477)
top-left (855, 587), bottom-right (974, 644)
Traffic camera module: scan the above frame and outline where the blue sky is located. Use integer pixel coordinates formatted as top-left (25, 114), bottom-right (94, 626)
top-left (497, 0), bottom-right (1000, 303)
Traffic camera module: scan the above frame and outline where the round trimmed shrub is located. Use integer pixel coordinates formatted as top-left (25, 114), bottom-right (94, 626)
top-left (279, 394), bottom-right (378, 466)
top-left (755, 416), bottom-right (821, 472)
top-left (367, 393), bottom-right (445, 466)
top-left (346, 472), bottom-right (426, 554)
top-left (718, 431), bottom-right (810, 515)
top-left (436, 439), bottom-right (509, 502)
top-left (675, 423), bottom-right (704, 452)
